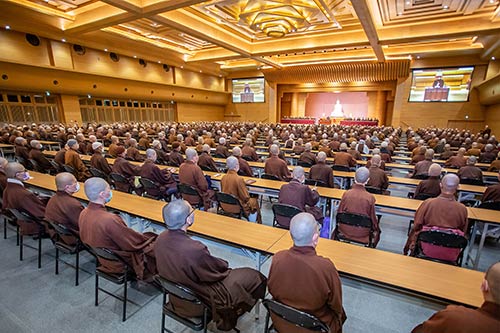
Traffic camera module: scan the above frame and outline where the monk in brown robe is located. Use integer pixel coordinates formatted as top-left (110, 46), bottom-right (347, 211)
top-left (333, 143), bottom-right (356, 168)
top-left (111, 146), bottom-right (140, 193)
top-left (28, 140), bottom-right (53, 171)
top-left (481, 171), bottom-right (500, 202)
top-left (107, 136), bottom-right (121, 157)
top-left (309, 152), bottom-right (334, 188)
top-left (232, 147), bottom-right (253, 177)
top-left (79, 177), bottom-right (157, 281)
top-left (154, 199), bottom-right (267, 331)
top-left (0, 157), bottom-right (8, 189)
top-left (221, 156), bottom-right (261, 223)
top-left (412, 149), bottom-right (434, 178)
top-left (198, 144), bottom-right (218, 172)
top-left (241, 139), bottom-right (260, 162)
top-left (54, 145), bottom-right (67, 166)
top-left (404, 173), bottom-right (468, 256)
top-left (298, 143), bottom-right (317, 166)
top-left (333, 167), bottom-right (380, 246)
top-left (139, 149), bottom-right (177, 200)
top-left (125, 138), bottom-right (145, 162)
top-left (414, 163), bottom-right (442, 199)
top-left (215, 137), bottom-right (230, 158)
top-left (3, 162), bottom-right (46, 235)
top-left (457, 156), bottom-right (483, 182)
top-left (445, 148), bottom-right (467, 168)
top-left (366, 154), bottom-right (389, 193)
top-left (168, 142), bottom-right (184, 167)
top-left (65, 139), bottom-right (91, 181)
top-left (90, 142), bottom-right (112, 174)
top-left (279, 166), bottom-right (323, 226)
top-left (179, 148), bottom-right (214, 210)
top-left (269, 212), bottom-right (346, 333)
top-left (45, 172), bottom-right (83, 233)
top-left (264, 144), bottom-right (291, 181)
top-left (412, 262), bottom-right (500, 333)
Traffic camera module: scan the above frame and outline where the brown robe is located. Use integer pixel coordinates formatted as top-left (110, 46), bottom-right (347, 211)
top-left (125, 147), bottom-right (145, 162)
top-left (236, 156), bottom-right (253, 177)
top-left (198, 152), bottom-right (218, 172)
top-left (412, 302), bottom-right (500, 333)
top-left (3, 180), bottom-right (46, 235)
top-left (107, 143), bottom-right (121, 157)
top-left (298, 151), bottom-right (317, 166)
top-left (14, 143), bottom-right (30, 162)
top-left (334, 184), bottom-right (380, 246)
top-left (445, 155), bottom-right (467, 168)
top-left (64, 148), bottom-right (90, 181)
top-left (168, 150), bottom-right (184, 167)
top-left (215, 145), bottom-right (230, 158)
top-left (413, 159), bottom-right (433, 177)
top-left (45, 191), bottom-right (83, 232)
top-left (111, 156), bottom-right (140, 192)
top-left (220, 170), bottom-right (261, 223)
top-left (90, 152), bottom-right (112, 174)
top-left (269, 246), bottom-right (346, 333)
top-left (28, 148), bottom-right (53, 171)
top-left (333, 152), bottom-right (356, 168)
top-left (264, 155), bottom-right (291, 181)
top-left (54, 148), bottom-right (66, 165)
top-left (0, 170), bottom-right (7, 189)
top-left (279, 179), bottom-right (323, 225)
top-left (78, 202), bottom-right (157, 280)
top-left (309, 161), bottom-right (335, 188)
top-left (154, 229), bottom-right (266, 331)
top-left (457, 165), bottom-right (483, 181)
top-left (488, 160), bottom-right (500, 172)
top-left (367, 166), bottom-right (389, 190)
top-left (404, 193), bottom-right (468, 255)
top-left (414, 177), bottom-right (441, 198)
top-left (139, 160), bottom-right (177, 198)
top-left (178, 160), bottom-right (214, 210)
top-left (241, 145), bottom-right (259, 162)
top-left (481, 183), bottom-right (500, 202)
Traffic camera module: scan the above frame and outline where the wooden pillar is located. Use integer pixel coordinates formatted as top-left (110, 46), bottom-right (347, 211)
top-left (59, 95), bottom-right (82, 125)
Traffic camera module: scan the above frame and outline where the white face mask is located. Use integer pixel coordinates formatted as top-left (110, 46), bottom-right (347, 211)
top-left (74, 182), bottom-right (80, 193)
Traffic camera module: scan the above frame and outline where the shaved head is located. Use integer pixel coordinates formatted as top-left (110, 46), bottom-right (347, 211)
top-left (226, 156), bottom-right (239, 171)
top-left (55, 172), bottom-right (76, 191)
top-left (292, 166), bottom-right (305, 180)
top-left (441, 173), bottom-right (460, 194)
top-left (355, 167), bottom-right (370, 184)
top-left (317, 151), bottom-right (326, 162)
top-left (232, 146), bottom-right (242, 157)
top-left (270, 144), bottom-right (280, 156)
top-left (290, 212), bottom-right (318, 247)
top-left (162, 199), bottom-right (192, 230)
top-left (428, 163), bottom-right (442, 177)
top-left (185, 148), bottom-right (197, 161)
top-left (371, 154), bottom-right (381, 167)
top-left (84, 177), bottom-right (109, 202)
top-left (485, 262), bottom-right (500, 304)
top-left (5, 162), bottom-right (25, 178)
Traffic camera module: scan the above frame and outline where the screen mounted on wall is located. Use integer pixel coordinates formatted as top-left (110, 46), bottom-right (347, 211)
top-left (409, 67), bottom-right (474, 102)
top-left (232, 77), bottom-right (265, 103)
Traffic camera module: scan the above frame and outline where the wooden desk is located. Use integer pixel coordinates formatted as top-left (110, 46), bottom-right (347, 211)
top-left (0, 143), bottom-right (13, 157)
top-left (268, 235), bottom-right (484, 308)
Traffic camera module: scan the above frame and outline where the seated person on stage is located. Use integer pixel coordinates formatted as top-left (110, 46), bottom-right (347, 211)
top-left (215, 137), bottom-right (230, 158)
top-left (154, 199), bottom-right (266, 331)
top-left (488, 152), bottom-right (500, 172)
top-left (333, 167), bottom-right (380, 246)
top-left (198, 144), bottom-right (218, 172)
top-left (3, 162), bottom-right (47, 235)
top-left (221, 156), bottom-right (261, 223)
top-left (125, 138), bottom-right (145, 162)
top-left (445, 148), bottom-right (467, 168)
top-left (366, 155), bottom-right (389, 194)
top-left (90, 142), bottom-right (112, 174)
top-left (232, 146), bottom-right (253, 177)
top-left (269, 212), bottom-right (346, 333)
top-left (179, 148), bottom-right (214, 210)
top-left (333, 143), bottom-right (356, 169)
top-left (298, 142), bottom-right (317, 166)
top-left (404, 174), bottom-right (468, 256)
top-left (481, 171), bottom-right (500, 202)
top-left (264, 144), bottom-right (291, 181)
top-left (414, 163), bottom-right (442, 199)
top-left (458, 156), bottom-right (483, 183)
top-left (79, 177), bottom-right (157, 281)
top-left (412, 149), bottom-right (434, 178)
top-left (28, 140), bottom-right (53, 171)
top-left (279, 166), bottom-right (323, 225)
top-left (412, 262), bottom-right (500, 333)
top-left (65, 139), bottom-right (91, 181)
top-left (45, 172), bottom-right (83, 235)
top-left (139, 149), bottom-right (177, 200)
top-left (111, 146), bottom-right (141, 192)
top-left (168, 142), bottom-right (184, 167)
top-left (241, 138), bottom-right (260, 162)
top-left (309, 151), bottom-right (334, 188)
top-left (0, 157), bottom-right (8, 188)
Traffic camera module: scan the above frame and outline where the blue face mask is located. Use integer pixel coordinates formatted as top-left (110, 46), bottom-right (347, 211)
top-left (105, 191), bottom-right (113, 203)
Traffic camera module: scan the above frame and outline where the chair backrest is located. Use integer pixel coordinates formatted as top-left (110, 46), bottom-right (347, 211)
top-left (272, 203), bottom-right (302, 229)
top-left (63, 164), bottom-right (76, 175)
top-left (297, 161), bottom-right (312, 168)
top-left (50, 160), bottom-right (63, 173)
top-left (216, 192), bottom-right (243, 217)
top-left (417, 230), bottom-right (468, 249)
top-left (415, 229), bottom-right (468, 265)
top-left (478, 200), bottom-right (500, 211)
top-left (304, 179), bottom-right (328, 188)
top-left (139, 177), bottom-right (158, 190)
top-left (154, 275), bottom-right (204, 305)
top-left (241, 155), bottom-right (253, 161)
top-left (177, 183), bottom-right (199, 196)
top-left (8, 208), bottom-right (38, 223)
top-left (365, 186), bottom-right (383, 195)
top-left (412, 173), bottom-right (429, 180)
top-left (28, 159), bottom-right (42, 172)
top-left (109, 172), bottom-right (128, 183)
top-left (336, 212), bottom-right (372, 229)
top-left (199, 165), bottom-right (214, 172)
top-left (460, 178), bottom-right (484, 186)
top-left (261, 173), bottom-right (280, 181)
top-left (332, 165), bottom-right (350, 172)
top-left (414, 193), bottom-right (435, 201)
top-left (89, 167), bottom-right (108, 180)
top-left (263, 299), bottom-right (330, 333)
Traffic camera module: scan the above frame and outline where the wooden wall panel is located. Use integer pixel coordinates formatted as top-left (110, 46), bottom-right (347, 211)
top-left (177, 103), bottom-right (224, 122)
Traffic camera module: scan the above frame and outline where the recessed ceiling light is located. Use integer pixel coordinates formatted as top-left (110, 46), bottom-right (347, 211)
top-left (199, 70), bottom-right (202, 73)
top-left (180, 65), bottom-right (184, 69)
top-left (104, 48), bottom-right (108, 52)
top-left (443, 5), bottom-right (449, 9)
top-left (417, 55), bottom-right (421, 59)
top-left (61, 38), bottom-right (66, 42)
top-left (397, 12), bottom-right (402, 16)
top-left (219, 74), bottom-right (222, 77)
top-left (490, 0), bottom-right (495, 3)
top-left (492, 56), bottom-right (496, 60)
top-left (5, 25), bottom-right (10, 30)
top-left (406, 1), bottom-right (411, 4)
top-left (133, 55), bottom-right (137, 58)
top-left (158, 61), bottom-right (161, 63)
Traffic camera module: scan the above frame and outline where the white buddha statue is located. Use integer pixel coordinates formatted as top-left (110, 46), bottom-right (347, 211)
top-left (331, 99), bottom-right (344, 118)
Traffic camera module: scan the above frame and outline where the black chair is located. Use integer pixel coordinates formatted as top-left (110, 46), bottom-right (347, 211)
top-left (8, 208), bottom-right (47, 268)
top-left (365, 186), bottom-right (383, 195)
top-left (214, 153), bottom-right (226, 158)
top-left (110, 172), bottom-right (134, 193)
top-left (411, 173), bottom-right (429, 180)
top-left (272, 203), bottom-right (302, 229)
top-left (50, 160), bottom-right (64, 173)
top-left (215, 192), bottom-right (246, 219)
top-left (297, 161), bottom-right (312, 168)
top-left (333, 212), bottom-right (374, 247)
top-left (305, 179), bottom-right (328, 188)
top-left (414, 230), bottom-right (468, 266)
top-left (460, 178), bottom-right (484, 186)
top-left (16, 156), bottom-right (33, 170)
top-left (63, 164), bottom-right (77, 176)
top-left (139, 177), bottom-right (166, 200)
top-left (331, 165), bottom-right (350, 172)
top-left (478, 200), bottom-right (500, 210)
top-left (242, 155), bottom-right (253, 161)
top-left (177, 183), bottom-right (203, 209)
top-left (28, 159), bottom-right (43, 173)
top-left (89, 167), bottom-right (109, 181)
top-left (89, 246), bottom-right (137, 322)
top-left (154, 275), bottom-right (212, 333)
top-left (261, 173), bottom-right (280, 181)
top-left (263, 299), bottom-right (330, 333)
top-left (49, 221), bottom-right (86, 286)
top-left (199, 165), bottom-right (216, 172)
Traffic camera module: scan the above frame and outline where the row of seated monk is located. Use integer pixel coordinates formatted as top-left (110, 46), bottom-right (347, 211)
top-left (2, 160), bottom-right (499, 333)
